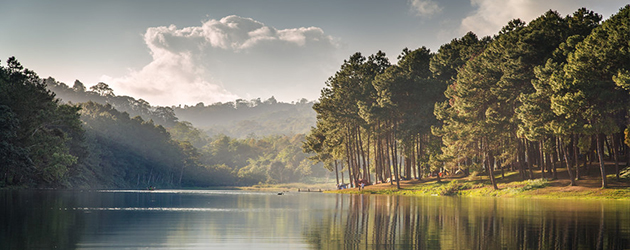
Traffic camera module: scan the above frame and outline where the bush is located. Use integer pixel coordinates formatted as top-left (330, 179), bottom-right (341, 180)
top-left (439, 180), bottom-right (468, 196)
top-left (519, 178), bottom-right (549, 191)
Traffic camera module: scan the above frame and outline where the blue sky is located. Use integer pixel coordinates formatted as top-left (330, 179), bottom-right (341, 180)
top-left (1, 0), bottom-right (627, 106)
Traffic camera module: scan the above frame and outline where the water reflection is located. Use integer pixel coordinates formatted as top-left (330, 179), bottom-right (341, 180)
top-left (305, 195), bottom-right (630, 250)
top-left (0, 190), bottom-right (84, 249)
top-left (1, 190), bottom-right (629, 249)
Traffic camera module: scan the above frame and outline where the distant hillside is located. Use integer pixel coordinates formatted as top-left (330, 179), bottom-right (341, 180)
top-left (173, 97), bottom-right (316, 138)
top-left (46, 78), bottom-right (316, 138)
top-left (45, 78), bottom-right (178, 127)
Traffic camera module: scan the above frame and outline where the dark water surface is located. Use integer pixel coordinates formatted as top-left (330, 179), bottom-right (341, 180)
top-left (1, 189), bottom-right (629, 249)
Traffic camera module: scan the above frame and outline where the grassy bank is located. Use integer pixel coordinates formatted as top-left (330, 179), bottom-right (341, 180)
top-left (331, 169), bottom-right (630, 200)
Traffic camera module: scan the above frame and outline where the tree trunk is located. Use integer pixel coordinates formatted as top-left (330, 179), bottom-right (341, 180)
top-left (405, 155), bottom-right (411, 180)
top-left (403, 140), bottom-right (411, 180)
top-left (377, 135), bottom-right (384, 183)
top-left (499, 158), bottom-right (504, 179)
top-left (518, 140), bottom-right (526, 180)
top-left (583, 148), bottom-right (589, 177)
top-left (384, 132), bottom-right (392, 185)
top-left (545, 152), bottom-right (552, 177)
top-left (348, 164), bottom-right (354, 188)
top-left (573, 134), bottom-right (580, 180)
top-left (605, 135), bottom-right (613, 161)
top-left (560, 138), bottom-right (576, 186)
top-left (611, 133), bottom-right (620, 181)
top-left (540, 140), bottom-right (546, 179)
top-left (481, 137), bottom-right (498, 190)
top-left (411, 138), bottom-right (417, 179)
top-left (345, 140), bottom-right (355, 188)
top-left (390, 137), bottom-right (399, 187)
top-left (392, 128), bottom-right (400, 190)
top-left (526, 140), bottom-right (534, 179)
top-left (366, 130), bottom-right (371, 184)
top-left (416, 135), bottom-right (422, 180)
top-left (341, 162), bottom-right (345, 184)
top-left (587, 135), bottom-right (596, 175)
top-left (350, 128), bottom-right (360, 183)
top-left (334, 160), bottom-right (340, 186)
top-left (554, 137), bottom-right (561, 180)
top-left (596, 133), bottom-right (608, 188)
top-left (487, 149), bottom-right (499, 190)
top-left (357, 125), bottom-right (368, 181)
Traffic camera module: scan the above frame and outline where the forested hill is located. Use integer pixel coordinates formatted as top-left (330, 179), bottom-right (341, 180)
top-left (46, 79), bottom-right (178, 127)
top-left (46, 79), bottom-right (316, 137)
top-left (173, 98), bottom-right (316, 138)
top-left (1, 58), bottom-right (327, 188)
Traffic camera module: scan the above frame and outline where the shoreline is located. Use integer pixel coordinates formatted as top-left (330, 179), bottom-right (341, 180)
top-left (328, 171), bottom-right (630, 200)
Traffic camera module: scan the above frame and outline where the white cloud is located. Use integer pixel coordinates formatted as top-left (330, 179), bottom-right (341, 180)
top-left (459, 0), bottom-right (630, 37)
top-left (460, 0), bottom-right (540, 37)
top-left (409, 0), bottom-right (443, 17)
top-left (103, 15), bottom-right (339, 106)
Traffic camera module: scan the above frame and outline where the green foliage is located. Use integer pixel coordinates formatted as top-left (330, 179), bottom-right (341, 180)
top-left (440, 180), bottom-right (469, 196)
top-left (168, 121), bottom-right (208, 148)
top-left (431, 31), bottom-right (491, 166)
top-left (558, 5), bottom-right (630, 137)
top-left (0, 57), bottom-right (84, 187)
top-left (430, 31), bottom-right (491, 83)
top-left (205, 134), bottom-right (326, 185)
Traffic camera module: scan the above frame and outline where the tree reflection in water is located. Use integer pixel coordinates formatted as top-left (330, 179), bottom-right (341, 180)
top-left (0, 190), bottom-right (84, 249)
top-left (304, 195), bottom-right (630, 250)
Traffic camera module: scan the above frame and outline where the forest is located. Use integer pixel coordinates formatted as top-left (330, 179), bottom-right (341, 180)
top-left (304, 6), bottom-right (630, 190)
top-left (0, 60), bottom-right (326, 188)
top-left (2, 5), bottom-right (629, 191)
top-left (47, 80), bottom-right (316, 138)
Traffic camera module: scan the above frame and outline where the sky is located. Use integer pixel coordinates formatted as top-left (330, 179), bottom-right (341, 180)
top-left (1, 0), bottom-right (628, 106)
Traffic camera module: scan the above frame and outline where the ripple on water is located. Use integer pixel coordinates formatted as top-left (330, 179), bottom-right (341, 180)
top-left (71, 207), bottom-right (301, 212)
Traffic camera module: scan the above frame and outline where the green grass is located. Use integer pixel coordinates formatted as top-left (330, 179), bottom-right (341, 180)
top-left (517, 187), bottom-right (630, 200)
top-left (332, 177), bottom-right (630, 200)
top-left (605, 188), bottom-right (630, 199)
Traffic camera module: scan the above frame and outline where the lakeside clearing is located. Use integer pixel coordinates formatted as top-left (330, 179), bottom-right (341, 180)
top-left (331, 166), bottom-right (630, 200)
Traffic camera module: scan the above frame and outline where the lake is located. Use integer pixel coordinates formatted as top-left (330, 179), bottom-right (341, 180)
top-left (1, 189), bottom-right (629, 249)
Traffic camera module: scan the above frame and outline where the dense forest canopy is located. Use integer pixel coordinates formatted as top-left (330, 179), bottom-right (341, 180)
top-left (0, 57), bottom-right (83, 187)
top-left (2, 5), bottom-right (629, 190)
top-left (305, 5), bottom-right (630, 189)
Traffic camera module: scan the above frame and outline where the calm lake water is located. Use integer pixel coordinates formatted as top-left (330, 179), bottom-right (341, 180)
top-left (1, 189), bottom-right (629, 250)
